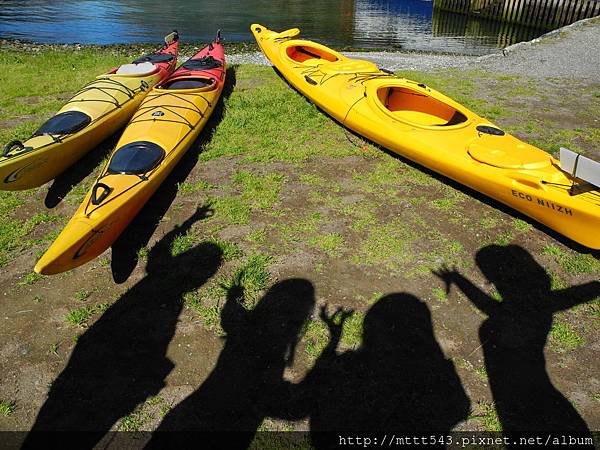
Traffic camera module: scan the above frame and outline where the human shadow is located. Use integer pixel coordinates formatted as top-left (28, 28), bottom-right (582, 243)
top-left (44, 131), bottom-right (121, 208)
top-left (146, 278), bottom-right (315, 449)
top-left (435, 244), bottom-right (599, 434)
top-left (108, 65), bottom-right (236, 283)
top-left (269, 294), bottom-right (470, 448)
top-left (22, 206), bottom-right (223, 449)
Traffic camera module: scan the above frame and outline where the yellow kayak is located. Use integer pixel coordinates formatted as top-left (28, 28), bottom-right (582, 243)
top-left (252, 24), bottom-right (600, 249)
top-left (35, 34), bottom-right (226, 275)
top-left (0, 32), bottom-right (179, 191)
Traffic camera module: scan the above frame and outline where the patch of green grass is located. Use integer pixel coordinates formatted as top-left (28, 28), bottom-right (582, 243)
top-left (136, 246), bottom-right (149, 262)
top-left (18, 272), bottom-right (43, 286)
top-left (74, 289), bottom-right (91, 302)
top-left (206, 237), bottom-right (243, 261)
top-left (211, 196), bottom-right (251, 225)
top-left (118, 410), bottom-right (148, 432)
top-left (513, 218), bottom-right (532, 232)
top-left (490, 290), bottom-right (503, 302)
top-left (340, 312), bottom-right (364, 348)
top-left (308, 233), bottom-right (344, 257)
top-left (183, 287), bottom-right (223, 333)
top-left (474, 366), bottom-right (488, 381)
top-left (494, 230), bottom-right (513, 246)
top-left (177, 179), bottom-right (213, 195)
top-left (479, 215), bottom-right (499, 230)
top-left (199, 65), bottom-right (357, 163)
top-left (246, 228), bottom-right (267, 245)
top-left (233, 170), bottom-right (286, 210)
top-left (64, 303), bottom-right (109, 327)
top-left (170, 231), bottom-right (197, 257)
top-left (542, 245), bottom-right (600, 275)
top-left (0, 400), bottom-right (16, 417)
top-left (475, 401), bottom-right (502, 432)
top-left (222, 254), bottom-right (273, 306)
top-left (303, 319), bottom-right (329, 357)
top-left (278, 212), bottom-right (323, 244)
top-left (431, 198), bottom-right (457, 211)
top-left (550, 321), bottom-right (585, 352)
top-left (432, 287), bottom-right (447, 302)
top-left (352, 220), bottom-right (415, 271)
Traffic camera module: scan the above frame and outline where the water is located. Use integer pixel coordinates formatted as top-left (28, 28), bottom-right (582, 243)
top-left (0, 0), bottom-right (545, 55)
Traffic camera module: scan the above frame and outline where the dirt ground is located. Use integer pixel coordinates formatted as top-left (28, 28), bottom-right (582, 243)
top-left (0, 37), bottom-right (598, 448)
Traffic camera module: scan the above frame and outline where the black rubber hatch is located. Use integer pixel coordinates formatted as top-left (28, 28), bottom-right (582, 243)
top-left (108, 141), bottom-right (165, 175)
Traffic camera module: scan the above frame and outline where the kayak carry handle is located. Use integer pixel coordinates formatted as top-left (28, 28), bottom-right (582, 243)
top-left (3, 140), bottom-right (24, 158)
top-left (380, 68), bottom-right (394, 75)
top-left (91, 182), bottom-right (112, 205)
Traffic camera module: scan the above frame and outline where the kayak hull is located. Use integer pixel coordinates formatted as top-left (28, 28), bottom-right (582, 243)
top-left (251, 24), bottom-right (600, 249)
top-left (35, 39), bottom-right (226, 274)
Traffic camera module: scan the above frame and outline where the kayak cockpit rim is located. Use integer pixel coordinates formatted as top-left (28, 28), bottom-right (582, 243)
top-left (369, 83), bottom-right (472, 130)
top-left (157, 77), bottom-right (217, 92)
top-left (280, 40), bottom-right (343, 65)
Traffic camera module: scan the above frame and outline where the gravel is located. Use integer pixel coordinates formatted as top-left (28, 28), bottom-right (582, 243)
top-left (228, 17), bottom-right (600, 80)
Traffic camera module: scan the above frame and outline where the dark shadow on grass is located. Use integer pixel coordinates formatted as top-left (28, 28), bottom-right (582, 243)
top-left (270, 65), bottom-right (599, 257)
top-left (435, 244), bottom-right (599, 436)
top-left (146, 278), bottom-right (315, 449)
top-left (265, 296), bottom-right (469, 448)
top-left (22, 206), bottom-right (223, 450)
top-left (110, 65), bottom-right (237, 283)
top-left (44, 131), bottom-right (120, 208)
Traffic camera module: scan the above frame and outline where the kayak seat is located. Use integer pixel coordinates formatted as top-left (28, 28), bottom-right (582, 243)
top-left (286, 45), bottom-right (339, 63)
top-left (161, 78), bottom-right (215, 90)
top-left (378, 86), bottom-right (467, 127)
top-left (115, 62), bottom-right (157, 76)
top-left (133, 53), bottom-right (175, 64)
top-left (182, 56), bottom-right (222, 70)
top-left (34, 111), bottom-right (92, 136)
top-left (108, 141), bottom-right (165, 175)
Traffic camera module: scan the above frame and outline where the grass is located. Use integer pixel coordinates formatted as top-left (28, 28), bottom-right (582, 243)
top-left (74, 289), bottom-right (91, 302)
top-left (549, 321), bottom-right (585, 352)
top-left (170, 231), bottom-right (197, 257)
top-left (18, 272), bottom-right (43, 286)
top-left (65, 303), bottom-right (110, 327)
top-left (432, 287), bottom-right (447, 302)
top-left (233, 170), bottom-right (286, 210)
top-left (542, 245), bottom-right (600, 275)
top-left (0, 400), bottom-right (16, 417)
top-left (1, 47), bottom-right (600, 432)
top-left (206, 237), bottom-right (243, 261)
top-left (474, 401), bottom-right (502, 432)
top-left (352, 220), bottom-right (415, 271)
top-left (308, 233), bottom-right (344, 257)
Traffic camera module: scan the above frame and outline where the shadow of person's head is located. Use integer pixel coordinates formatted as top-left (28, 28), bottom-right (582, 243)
top-left (363, 293), bottom-right (435, 354)
top-left (251, 278), bottom-right (315, 366)
top-left (476, 244), bottom-right (550, 299)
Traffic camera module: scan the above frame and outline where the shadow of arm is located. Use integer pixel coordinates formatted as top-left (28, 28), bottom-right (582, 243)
top-left (551, 281), bottom-right (600, 312)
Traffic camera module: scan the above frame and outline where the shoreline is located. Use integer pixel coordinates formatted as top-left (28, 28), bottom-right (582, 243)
top-left (2, 17), bottom-right (598, 78)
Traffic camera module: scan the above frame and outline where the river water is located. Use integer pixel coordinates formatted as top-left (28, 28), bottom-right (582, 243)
top-left (0, 0), bottom-right (545, 55)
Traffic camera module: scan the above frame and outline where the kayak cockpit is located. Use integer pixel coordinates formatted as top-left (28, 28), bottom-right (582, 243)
top-left (376, 86), bottom-right (468, 127)
top-left (285, 45), bottom-right (339, 63)
top-left (159, 77), bottom-right (216, 90)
